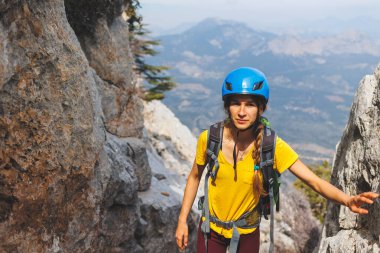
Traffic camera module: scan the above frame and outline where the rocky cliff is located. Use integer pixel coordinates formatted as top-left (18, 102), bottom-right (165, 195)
top-left (0, 0), bottom-right (185, 252)
top-left (317, 65), bottom-right (380, 252)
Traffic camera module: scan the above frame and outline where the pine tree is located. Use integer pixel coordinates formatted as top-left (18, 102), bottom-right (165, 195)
top-left (127, 0), bottom-right (175, 101)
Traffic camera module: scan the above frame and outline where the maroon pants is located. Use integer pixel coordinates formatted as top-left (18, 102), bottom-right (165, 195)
top-left (197, 221), bottom-right (260, 253)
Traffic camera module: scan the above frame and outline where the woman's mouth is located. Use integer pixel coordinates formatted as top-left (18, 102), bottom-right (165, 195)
top-left (236, 119), bottom-right (247, 124)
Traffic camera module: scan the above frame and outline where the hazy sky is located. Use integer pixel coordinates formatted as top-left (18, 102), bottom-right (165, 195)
top-left (140, 0), bottom-right (380, 33)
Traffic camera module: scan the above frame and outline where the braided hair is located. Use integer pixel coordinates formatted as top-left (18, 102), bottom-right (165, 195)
top-left (252, 119), bottom-right (266, 197)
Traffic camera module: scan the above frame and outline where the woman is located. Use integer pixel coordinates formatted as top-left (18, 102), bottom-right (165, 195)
top-left (175, 67), bottom-right (379, 253)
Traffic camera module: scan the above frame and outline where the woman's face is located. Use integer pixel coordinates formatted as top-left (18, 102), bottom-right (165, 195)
top-left (228, 95), bottom-right (262, 130)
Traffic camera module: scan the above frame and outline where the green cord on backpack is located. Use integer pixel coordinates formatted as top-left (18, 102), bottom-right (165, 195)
top-left (260, 116), bottom-right (271, 127)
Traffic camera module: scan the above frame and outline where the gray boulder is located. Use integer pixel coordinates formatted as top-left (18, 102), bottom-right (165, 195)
top-left (317, 64), bottom-right (380, 252)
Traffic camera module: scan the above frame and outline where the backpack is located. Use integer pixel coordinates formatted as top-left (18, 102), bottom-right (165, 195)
top-left (198, 118), bottom-right (280, 253)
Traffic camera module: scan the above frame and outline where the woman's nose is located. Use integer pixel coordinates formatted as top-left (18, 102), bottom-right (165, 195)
top-left (238, 105), bottom-right (246, 116)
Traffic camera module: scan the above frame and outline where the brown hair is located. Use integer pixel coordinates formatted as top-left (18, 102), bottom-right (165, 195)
top-left (252, 121), bottom-right (266, 197)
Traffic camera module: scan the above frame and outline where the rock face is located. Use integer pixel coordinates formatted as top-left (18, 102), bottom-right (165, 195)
top-left (258, 186), bottom-right (321, 253)
top-left (142, 100), bottom-right (199, 252)
top-left (143, 100), bottom-right (198, 195)
top-left (317, 64), bottom-right (380, 252)
top-left (65, 0), bottom-right (143, 138)
top-left (0, 1), bottom-right (107, 251)
top-left (0, 0), bottom-right (162, 252)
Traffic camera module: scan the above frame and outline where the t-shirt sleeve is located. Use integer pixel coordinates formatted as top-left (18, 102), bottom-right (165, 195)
top-left (274, 136), bottom-right (298, 174)
top-left (195, 130), bottom-right (208, 165)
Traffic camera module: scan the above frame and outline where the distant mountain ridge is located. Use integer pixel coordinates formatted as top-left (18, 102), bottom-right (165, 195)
top-left (149, 18), bottom-right (379, 161)
top-left (151, 16), bottom-right (380, 38)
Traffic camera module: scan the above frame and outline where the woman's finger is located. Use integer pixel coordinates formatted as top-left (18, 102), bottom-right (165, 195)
top-left (351, 205), bottom-right (369, 214)
top-left (184, 233), bottom-right (188, 247)
top-left (360, 192), bottom-right (380, 199)
top-left (357, 196), bottom-right (374, 205)
top-left (176, 236), bottom-right (183, 248)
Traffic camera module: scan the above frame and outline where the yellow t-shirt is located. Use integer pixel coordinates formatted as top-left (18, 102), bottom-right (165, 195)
top-left (196, 129), bottom-right (298, 238)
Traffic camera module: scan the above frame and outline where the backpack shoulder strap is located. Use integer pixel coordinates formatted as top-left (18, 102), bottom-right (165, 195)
top-left (206, 121), bottom-right (223, 180)
top-left (260, 126), bottom-right (276, 187)
top-left (260, 125), bottom-right (277, 253)
top-left (200, 121), bottom-right (224, 239)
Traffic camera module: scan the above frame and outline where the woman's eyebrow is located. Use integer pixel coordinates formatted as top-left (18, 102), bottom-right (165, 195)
top-left (231, 98), bottom-right (256, 103)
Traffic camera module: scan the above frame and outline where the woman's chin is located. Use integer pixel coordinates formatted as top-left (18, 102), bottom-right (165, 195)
top-left (233, 122), bottom-right (252, 131)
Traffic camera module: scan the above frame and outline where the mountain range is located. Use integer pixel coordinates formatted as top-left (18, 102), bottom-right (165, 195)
top-left (148, 18), bottom-right (379, 161)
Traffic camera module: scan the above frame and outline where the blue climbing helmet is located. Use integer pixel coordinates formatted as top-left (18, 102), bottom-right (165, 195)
top-left (222, 67), bottom-right (269, 103)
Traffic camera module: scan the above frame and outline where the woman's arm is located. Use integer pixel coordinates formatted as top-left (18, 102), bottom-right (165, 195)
top-left (175, 160), bottom-right (205, 250)
top-left (289, 159), bottom-right (379, 214)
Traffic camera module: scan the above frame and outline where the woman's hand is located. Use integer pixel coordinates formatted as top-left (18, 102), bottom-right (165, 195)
top-left (175, 161), bottom-right (204, 251)
top-left (346, 192), bottom-right (379, 214)
top-left (175, 220), bottom-right (189, 251)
